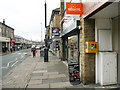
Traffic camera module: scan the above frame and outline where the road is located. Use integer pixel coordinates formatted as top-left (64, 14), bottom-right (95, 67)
top-left (1, 49), bottom-right (31, 77)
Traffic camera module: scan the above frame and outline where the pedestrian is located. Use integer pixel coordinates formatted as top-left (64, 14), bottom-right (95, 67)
top-left (13, 46), bottom-right (15, 51)
top-left (2, 46), bottom-right (5, 53)
top-left (10, 46), bottom-right (12, 53)
top-left (5, 46), bottom-right (8, 52)
top-left (32, 47), bottom-right (37, 58)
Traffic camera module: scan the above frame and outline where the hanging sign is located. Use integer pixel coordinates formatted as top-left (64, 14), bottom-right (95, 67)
top-left (66, 2), bottom-right (83, 15)
top-left (52, 27), bottom-right (60, 36)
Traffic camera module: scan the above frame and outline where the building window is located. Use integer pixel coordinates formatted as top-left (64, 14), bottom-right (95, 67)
top-left (6, 30), bottom-right (9, 37)
top-left (2, 28), bottom-right (5, 37)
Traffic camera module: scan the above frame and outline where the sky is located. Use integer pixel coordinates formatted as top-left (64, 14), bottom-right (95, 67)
top-left (0, 0), bottom-right (60, 41)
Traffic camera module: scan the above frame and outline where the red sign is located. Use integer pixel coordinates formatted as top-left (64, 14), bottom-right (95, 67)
top-left (66, 2), bottom-right (82, 15)
top-left (10, 39), bottom-right (16, 42)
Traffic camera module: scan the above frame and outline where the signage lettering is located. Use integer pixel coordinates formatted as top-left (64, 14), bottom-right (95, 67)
top-left (66, 2), bottom-right (83, 15)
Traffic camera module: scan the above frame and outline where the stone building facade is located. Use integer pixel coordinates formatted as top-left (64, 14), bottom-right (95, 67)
top-left (49, 8), bottom-right (61, 55)
top-left (0, 20), bottom-right (14, 52)
top-left (60, 0), bottom-right (120, 85)
top-left (80, 18), bottom-right (95, 84)
top-left (60, 0), bottom-right (64, 60)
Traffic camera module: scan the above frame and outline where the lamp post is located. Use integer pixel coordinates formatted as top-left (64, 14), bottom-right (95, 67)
top-left (44, 0), bottom-right (48, 62)
top-left (45, 0), bottom-right (47, 28)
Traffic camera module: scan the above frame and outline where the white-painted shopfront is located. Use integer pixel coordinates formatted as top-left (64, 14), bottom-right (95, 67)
top-left (87, 2), bottom-right (120, 85)
top-left (0, 37), bottom-right (10, 51)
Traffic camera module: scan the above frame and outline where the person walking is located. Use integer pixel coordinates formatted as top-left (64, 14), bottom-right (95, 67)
top-left (32, 47), bottom-right (37, 58)
top-left (10, 46), bottom-right (13, 53)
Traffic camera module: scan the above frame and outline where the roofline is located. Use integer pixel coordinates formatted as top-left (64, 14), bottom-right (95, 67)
top-left (0, 22), bottom-right (14, 30)
top-left (49, 8), bottom-right (60, 25)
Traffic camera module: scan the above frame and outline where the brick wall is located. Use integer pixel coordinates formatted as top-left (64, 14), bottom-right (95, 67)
top-left (80, 18), bottom-right (95, 84)
top-left (54, 14), bottom-right (60, 28)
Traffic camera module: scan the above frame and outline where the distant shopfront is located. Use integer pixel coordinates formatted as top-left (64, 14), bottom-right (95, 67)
top-left (0, 37), bottom-right (10, 52)
top-left (51, 27), bottom-right (61, 53)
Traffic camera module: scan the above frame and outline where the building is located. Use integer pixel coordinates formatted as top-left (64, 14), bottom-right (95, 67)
top-left (60, 0), bottom-right (81, 63)
top-left (0, 19), bottom-right (14, 52)
top-left (81, 0), bottom-right (120, 85)
top-left (60, 0), bottom-right (120, 85)
top-left (14, 35), bottom-right (32, 50)
top-left (49, 8), bottom-right (61, 56)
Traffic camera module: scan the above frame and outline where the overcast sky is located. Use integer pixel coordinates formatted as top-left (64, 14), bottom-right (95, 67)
top-left (0, 0), bottom-right (60, 41)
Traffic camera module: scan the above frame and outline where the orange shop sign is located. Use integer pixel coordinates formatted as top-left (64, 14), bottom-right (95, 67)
top-left (66, 2), bottom-right (82, 15)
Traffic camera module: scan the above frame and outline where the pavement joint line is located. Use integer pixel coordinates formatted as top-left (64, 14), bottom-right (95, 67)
top-left (33, 70), bottom-right (48, 73)
top-left (25, 58), bottom-right (39, 89)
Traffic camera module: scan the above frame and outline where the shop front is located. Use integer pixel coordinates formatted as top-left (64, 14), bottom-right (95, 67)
top-left (51, 27), bottom-right (60, 54)
top-left (61, 15), bottom-right (81, 70)
top-left (82, 0), bottom-right (120, 85)
top-left (0, 37), bottom-right (10, 52)
top-left (10, 39), bottom-right (16, 51)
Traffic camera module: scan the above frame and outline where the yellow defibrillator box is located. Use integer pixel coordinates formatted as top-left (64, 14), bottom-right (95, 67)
top-left (86, 42), bottom-right (98, 53)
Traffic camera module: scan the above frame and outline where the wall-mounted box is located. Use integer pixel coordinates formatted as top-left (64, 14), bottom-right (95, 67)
top-left (86, 42), bottom-right (98, 53)
top-left (98, 52), bottom-right (117, 85)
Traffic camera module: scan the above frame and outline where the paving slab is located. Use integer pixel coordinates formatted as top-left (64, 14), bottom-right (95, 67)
top-left (50, 82), bottom-right (72, 88)
top-left (48, 78), bottom-right (63, 83)
top-left (43, 72), bottom-right (59, 76)
top-left (31, 75), bottom-right (49, 80)
top-left (33, 70), bottom-right (47, 73)
top-left (49, 74), bottom-right (66, 79)
top-left (35, 68), bottom-right (47, 71)
top-left (42, 79), bottom-right (49, 84)
top-left (28, 79), bottom-right (42, 85)
top-left (61, 77), bottom-right (69, 82)
top-left (27, 84), bottom-right (49, 88)
top-left (32, 73), bottom-right (43, 76)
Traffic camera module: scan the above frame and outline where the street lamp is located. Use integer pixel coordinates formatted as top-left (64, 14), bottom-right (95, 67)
top-left (44, 2), bottom-right (47, 33)
top-left (44, 0), bottom-right (48, 62)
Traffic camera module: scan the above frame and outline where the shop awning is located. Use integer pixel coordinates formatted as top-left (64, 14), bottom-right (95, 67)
top-left (60, 16), bottom-right (81, 38)
top-left (60, 25), bottom-right (81, 38)
top-left (0, 37), bottom-right (10, 42)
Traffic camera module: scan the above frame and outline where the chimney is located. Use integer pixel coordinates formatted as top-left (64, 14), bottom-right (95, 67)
top-left (3, 19), bottom-right (5, 24)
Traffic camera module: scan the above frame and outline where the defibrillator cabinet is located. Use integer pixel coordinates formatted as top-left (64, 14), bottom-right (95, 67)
top-left (86, 42), bottom-right (98, 53)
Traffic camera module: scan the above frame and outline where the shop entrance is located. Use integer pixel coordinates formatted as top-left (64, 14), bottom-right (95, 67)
top-left (62, 29), bottom-right (80, 72)
top-left (68, 35), bottom-right (78, 63)
top-left (62, 29), bottom-right (80, 82)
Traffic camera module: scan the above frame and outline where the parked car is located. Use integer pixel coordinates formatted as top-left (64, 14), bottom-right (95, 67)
top-left (36, 45), bottom-right (42, 50)
top-left (17, 46), bottom-right (20, 50)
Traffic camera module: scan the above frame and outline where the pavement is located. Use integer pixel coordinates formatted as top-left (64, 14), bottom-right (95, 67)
top-left (1, 50), bottom-right (120, 89)
top-left (26, 51), bottom-right (74, 88)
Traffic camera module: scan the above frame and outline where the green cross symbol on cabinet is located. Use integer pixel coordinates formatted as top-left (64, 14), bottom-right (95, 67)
top-left (91, 46), bottom-right (94, 50)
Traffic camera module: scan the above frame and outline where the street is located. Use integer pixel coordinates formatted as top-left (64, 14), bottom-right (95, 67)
top-left (0, 0), bottom-right (120, 89)
top-left (1, 50), bottom-right (120, 89)
top-left (1, 49), bottom-right (30, 76)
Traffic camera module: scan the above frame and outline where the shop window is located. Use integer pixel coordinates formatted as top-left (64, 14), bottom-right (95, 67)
top-left (68, 35), bottom-right (78, 62)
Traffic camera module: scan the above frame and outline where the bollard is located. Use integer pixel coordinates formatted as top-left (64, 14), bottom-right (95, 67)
top-left (44, 47), bottom-right (48, 62)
